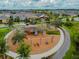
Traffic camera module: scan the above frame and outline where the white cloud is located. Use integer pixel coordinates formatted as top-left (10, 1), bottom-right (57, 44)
top-left (4, 0), bottom-right (9, 4)
top-left (34, 0), bottom-right (59, 7)
top-left (0, 0), bottom-right (79, 9)
top-left (50, 0), bottom-right (57, 4)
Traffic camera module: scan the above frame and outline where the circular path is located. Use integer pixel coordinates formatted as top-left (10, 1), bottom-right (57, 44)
top-left (5, 28), bottom-right (64, 59)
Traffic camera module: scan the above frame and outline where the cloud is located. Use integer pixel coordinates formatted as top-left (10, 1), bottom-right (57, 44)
top-left (0, 0), bottom-right (79, 9)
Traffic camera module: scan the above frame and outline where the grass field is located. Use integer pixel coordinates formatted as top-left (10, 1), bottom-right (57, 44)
top-left (0, 28), bottom-right (10, 38)
top-left (63, 22), bottom-right (79, 59)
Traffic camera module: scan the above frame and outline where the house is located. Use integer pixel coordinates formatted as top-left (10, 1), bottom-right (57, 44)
top-left (0, 15), bottom-right (9, 24)
top-left (74, 17), bottom-right (79, 21)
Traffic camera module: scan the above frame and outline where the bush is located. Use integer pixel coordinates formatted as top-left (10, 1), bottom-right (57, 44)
top-left (64, 22), bottom-right (73, 27)
top-left (17, 42), bottom-right (31, 59)
top-left (46, 30), bottom-right (60, 35)
top-left (74, 33), bottom-right (79, 43)
top-left (72, 55), bottom-right (79, 59)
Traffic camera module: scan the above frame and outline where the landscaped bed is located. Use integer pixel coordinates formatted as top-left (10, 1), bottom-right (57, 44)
top-left (7, 28), bottom-right (60, 55)
top-left (8, 34), bottom-right (60, 54)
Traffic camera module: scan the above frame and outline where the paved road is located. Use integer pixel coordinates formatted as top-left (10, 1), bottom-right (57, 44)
top-left (51, 28), bottom-right (70, 59)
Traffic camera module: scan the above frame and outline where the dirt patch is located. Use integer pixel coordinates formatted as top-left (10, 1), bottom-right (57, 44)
top-left (7, 34), bottom-right (60, 54)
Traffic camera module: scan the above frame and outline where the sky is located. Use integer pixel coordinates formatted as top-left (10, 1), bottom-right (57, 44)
top-left (0, 0), bottom-right (79, 9)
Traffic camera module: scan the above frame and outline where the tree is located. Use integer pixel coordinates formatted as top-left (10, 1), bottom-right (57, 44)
top-left (12, 31), bottom-right (25, 45)
top-left (74, 33), bottom-right (79, 53)
top-left (74, 33), bottom-right (79, 45)
top-left (53, 19), bottom-right (63, 27)
top-left (7, 16), bottom-right (14, 27)
top-left (77, 14), bottom-right (79, 17)
top-left (45, 18), bottom-right (50, 24)
top-left (71, 18), bottom-right (74, 21)
top-left (24, 17), bottom-right (29, 25)
top-left (66, 17), bottom-right (70, 22)
top-left (30, 19), bottom-right (37, 25)
top-left (64, 21), bottom-right (73, 27)
top-left (15, 16), bottom-right (20, 23)
top-left (0, 37), bottom-right (8, 59)
top-left (71, 16), bottom-right (75, 21)
top-left (17, 42), bottom-right (31, 59)
top-left (45, 18), bottom-right (51, 29)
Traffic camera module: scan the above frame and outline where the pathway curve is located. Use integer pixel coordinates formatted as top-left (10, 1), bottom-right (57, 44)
top-left (52, 28), bottom-right (70, 59)
top-left (4, 27), bottom-right (65, 59)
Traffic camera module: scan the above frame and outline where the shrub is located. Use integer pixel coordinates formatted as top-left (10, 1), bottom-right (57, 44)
top-left (46, 30), bottom-right (60, 35)
top-left (64, 22), bottom-right (73, 27)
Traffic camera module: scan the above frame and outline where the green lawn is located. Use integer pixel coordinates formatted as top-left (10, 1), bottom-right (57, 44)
top-left (0, 28), bottom-right (10, 38)
top-left (63, 22), bottom-right (79, 59)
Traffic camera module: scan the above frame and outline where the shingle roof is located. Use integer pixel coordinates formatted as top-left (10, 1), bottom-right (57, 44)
top-left (0, 16), bottom-right (7, 20)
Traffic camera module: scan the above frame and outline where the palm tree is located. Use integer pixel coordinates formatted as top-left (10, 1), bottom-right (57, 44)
top-left (17, 42), bottom-right (31, 59)
top-left (0, 37), bottom-right (8, 59)
top-left (12, 31), bottom-right (24, 45)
